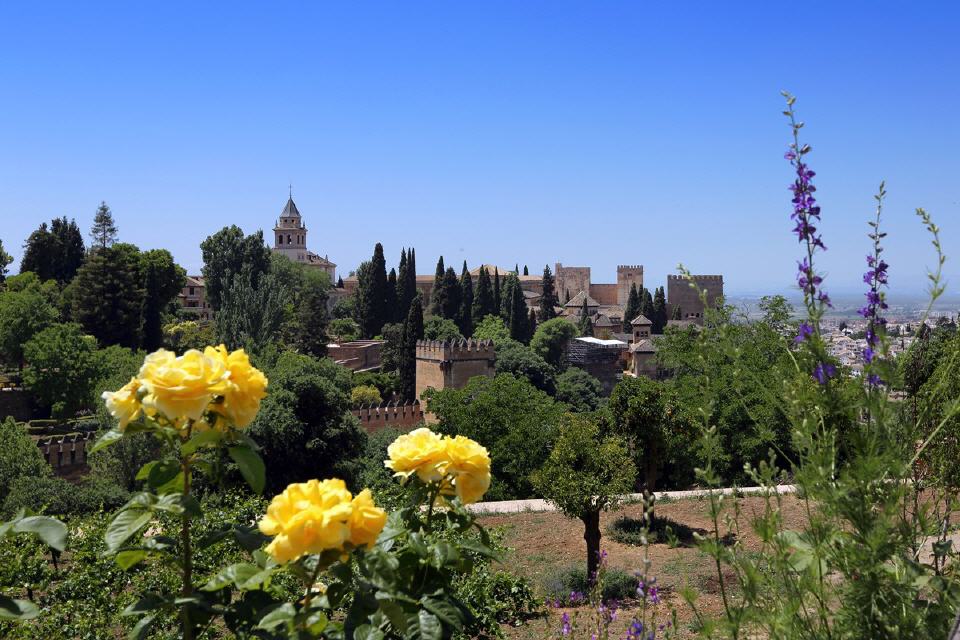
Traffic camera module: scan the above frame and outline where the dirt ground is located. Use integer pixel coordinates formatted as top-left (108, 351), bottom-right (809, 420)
top-left (478, 494), bottom-right (813, 639)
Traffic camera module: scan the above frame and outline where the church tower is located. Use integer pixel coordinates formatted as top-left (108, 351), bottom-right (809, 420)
top-left (273, 193), bottom-right (308, 263)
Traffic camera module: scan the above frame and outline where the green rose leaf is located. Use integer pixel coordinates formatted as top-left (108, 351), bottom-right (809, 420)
top-left (202, 562), bottom-right (270, 591)
top-left (228, 445), bottom-right (265, 495)
top-left (257, 602), bottom-right (296, 630)
top-left (106, 509), bottom-right (153, 553)
top-left (0, 594), bottom-right (40, 620)
top-left (421, 596), bottom-right (463, 630)
top-left (116, 549), bottom-right (148, 570)
top-left (181, 428), bottom-right (223, 455)
top-left (13, 515), bottom-right (68, 552)
top-left (411, 610), bottom-right (442, 640)
top-left (147, 459), bottom-right (181, 490)
top-left (90, 428), bottom-right (124, 453)
top-left (353, 624), bottom-right (385, 640)
top-left (128, 613), bottom-right (156, 640)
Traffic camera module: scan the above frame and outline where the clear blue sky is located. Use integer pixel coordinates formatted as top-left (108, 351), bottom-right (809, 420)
top-left (2, 1), bottom-right (958, 296)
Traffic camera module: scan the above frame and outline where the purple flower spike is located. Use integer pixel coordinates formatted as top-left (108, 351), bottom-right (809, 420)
top-left (795, 322), bottom-right (814, 344)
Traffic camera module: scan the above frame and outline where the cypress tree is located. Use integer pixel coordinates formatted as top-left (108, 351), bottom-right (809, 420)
top-left (442, 267), bottom-right (460, 320)
top-left (640, 287), bottom-right (655, 322)
top-left (397, 249), bottom-right (409, 308)
top-left (493, 267), bottom-right (501, 313)
top-left (578, 297), bottom-right (593, 337)
top-left (652, 286), bottom-right (667, 334)
top-left (297, 279), bottom-right (330, 357)
top-left (407, 248), bottom-right (417, 300)
top-left (523, 265), bottom-right (529, 276)
top-left (508, 274), bottom-right (529, 343)
top-left (514, 263), bottom-right (520, 274)
top-left (386, 268), bottom-right (399, 324)
top-left (430, 256), bottom-right (446, 316)
top-left (399, 293), bottom-right (424, 400)
top-left (459, 261), bottom-right (474, 337)
top-left (623, 283), bottom-right (641, 332)
top-left (337, 276), bottom-right (344, 288)
top-left (473, 265), bottom-right (493, 326)
top-left (528, 308), bottom-right (537, 339)
top-left (500, 271), bottom-right (515, 321)
top-left (90, 201), bottom-right (118, 250)
top-left (357, 243), bottom-right (389, 337)
top-left (539, 264), bottom-right (559, 321)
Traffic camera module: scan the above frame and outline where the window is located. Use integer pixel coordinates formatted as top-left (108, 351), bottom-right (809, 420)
top-left (287, 234), bottom-right (292, 244)
top-left (189, 286), bottom-right (195, 295)
top-left (277, 235), bottom-right (283, 245)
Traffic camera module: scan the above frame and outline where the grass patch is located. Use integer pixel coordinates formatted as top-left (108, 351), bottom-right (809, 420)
top-left (540, 565), bottom-right (638, 604)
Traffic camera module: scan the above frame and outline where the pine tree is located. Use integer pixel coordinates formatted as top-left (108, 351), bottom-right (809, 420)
top-left (523, 265), bottom-right (529, 276)
top-left (430, 256), bottom-right (446, 316)
top-left (623, 283), bottom-right (641, 332)
top-left (539, 265), bottom-right (559, 321)
top-left (493, 267), bottom-right (501, 313)
top-left (508, 274), bottom-right (529, 343)
top-left (652, 286), bottom-right (667, 334)
top-left (473, 265), bottom-right (493, 326)
top-left (578, 297), bottom-right (593, 337)
top-left (442, 267), bottom-right (461, 320)
top-left (458, 261), bottom-right (474, 337)
top-left (90, 201), bottom-right (118, 250)
top-left (70, 243), bottom-right (145, 348)
top-left (399, 293), bottom-right (424, 400)
top-left (386, 268), bottom-right (399, 324)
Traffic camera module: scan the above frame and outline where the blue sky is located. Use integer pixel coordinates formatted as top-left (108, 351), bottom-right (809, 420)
top-left (1, 1), bottom-right (958, 296)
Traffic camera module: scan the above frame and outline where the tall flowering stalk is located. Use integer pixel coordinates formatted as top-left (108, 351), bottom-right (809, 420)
top-left (860, 182), bottom-right (890, 386)
top-left (782, 91), bottom-right (834, 383)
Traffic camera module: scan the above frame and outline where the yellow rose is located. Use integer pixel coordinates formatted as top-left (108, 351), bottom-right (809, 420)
top-left (139, 349), bottom-right (231, 423)
top-left (101, 377), bottom-right (142, 430)
top-left (444, 435), bottom-right (491, 504)
top-left (204, 345), bottom-right (268, 427)
top-left (258, 478), bottom-right (354, 563)
top-left (348, 489), bottom-right (387, 549)
top-left (385, 427), bottom-right (448, 483)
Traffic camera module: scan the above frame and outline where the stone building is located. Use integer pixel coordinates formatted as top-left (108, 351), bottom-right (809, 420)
top-left (566, 336), bottom-right (628, 395)
top-left (415, 339), bottom-right (496, 400)
top-left (327, 340), bottom-right (384, 372)
top-left (271, 194), bottom-right (337, 281)
top-left (178, 275), bottom-right (212, 321)
top-left (666, 275), bottom-right (724, 324)
top-left (555, 263), bottom-right (643, 307)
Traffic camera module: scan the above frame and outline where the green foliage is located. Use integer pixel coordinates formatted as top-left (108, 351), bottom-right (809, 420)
top-left (0, 418), bottom-right (50, 500)
top-left (140, 249), bottom-right (187, 351)
top-left (539, 265), bottom-right (559, 321)
top-left (355, 243), bottom-right (389, 338)
top-left (19, 217), bottom-right (85, 284)
top-left (423, 316), bottom-right (464, 342)
top-left (651, 286), bottom-right (668, 334)
top-left (533, 415), bottom-right (635, 578)
top-left (430, 255), bottom-right (446, 316)
top-left (331, 294), bottom-right (355, 320)
top-left (0, 510), bottom-right (67, 622)
top-left (216, 268), bottom-right (288, 353)
top-left (530, 316), bottom-right (578, 370)
top-left (458, 262), bottom-right (473, 337)
top-left (3, 475), bottom-right (129, 519)
top-left (555, 368), bottom-right (602, 412)
top-left (23, 323), bottom-right (100, 418)
top-left (329, 317), bottom-right (361, 342)
top-left (68, 242), bottom-right (145, 347)
top-left (89, 201), bottom-right (118, 249)
top-left (399, 294), bottom-right (424, 400)
top-left (494, 339), bottom-right (556, 395)
top-left (607, 514), bottom-right (696, 546)
top-left (426, 374), bottom-right (564, 499)
top-left (472, 314), bottom-right (510, 343)
top-left (504, 273), bottom-right (530, 343)
top-left (623, 283), bottom-right (641, 332)
top-left (0, 273), bottom-right (60, 366)
top-left (352, 372), bottom-right (400, 400)
top-left (472, 266), bottom-right (495, 326)
top-left (541, 564), bottom-right (638, 604)
top-left (351, 384), bottom-right (382, 407)
top-left (163, 320), bottom-right (217, 353)
top-left (251, 351), bottom-right (367, 492)
top-left (454, 563), bottom-right (540, 635)
top-left (379, 322), bottom-right (404, 373)
top-left (0, 238), bottom-right (12, 283)
top-left (442, 266), bottom-right (462, 321)
top-left (200, 225), bottom-right (272, 312)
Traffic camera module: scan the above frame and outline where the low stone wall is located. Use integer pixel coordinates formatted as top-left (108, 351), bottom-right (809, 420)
top-left (36, 431), bottom-right (95, 474)
top-left (352, 401), bottom-right (425, 433)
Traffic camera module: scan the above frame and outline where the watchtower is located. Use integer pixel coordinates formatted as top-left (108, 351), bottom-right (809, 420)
top-left (415, 340), bottom-right (496, 400)
top-left (616, 265), bottom-right (644, 306)
top-left (666, 275), bottom-right (724, 324)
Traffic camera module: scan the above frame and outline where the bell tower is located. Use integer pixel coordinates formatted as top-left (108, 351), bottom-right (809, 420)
top-left (273, 187), bottom-right (308, 263)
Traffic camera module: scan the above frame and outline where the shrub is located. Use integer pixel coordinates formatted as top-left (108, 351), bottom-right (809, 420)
top-left (350, 384), bottom-right (382, 407)
top-left (607, 515), bottom-right (697, 547)
top-left (22, 323), bottom-right (100, 418)
top-left (3, 475), bottom-right (129, 518)
top-left (541, 564), bottom-right (638, 604)
top-left (555, 367), bottom-right (602, 412)
top-left (0, 417), bottom-right (50, 499)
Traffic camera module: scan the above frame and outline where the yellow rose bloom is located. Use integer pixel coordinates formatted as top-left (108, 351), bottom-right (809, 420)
top-left (348, 489), bottom-right (387, 549)
top-left (444, 435), bottom-right (491, 504)
top-left (101, 377), bottom-right (142, 430)
top-left (139, 349), bottom-right (231, 422)
top-left (204, 345), bottom-right (268, 428)
top-left (385, 427), bottom-right (448, 483)
top-left (258, 478), bottom-right (354, 563)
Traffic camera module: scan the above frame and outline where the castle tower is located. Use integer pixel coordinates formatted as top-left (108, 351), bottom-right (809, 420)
top-left (273, 193), bottom-right (308, 264)
top-left (415, 340), bottom-right (496, 401)
top-left (666, 275), bottom-right (724, 324)
top-left (616, 265), bottom-right (644, 306)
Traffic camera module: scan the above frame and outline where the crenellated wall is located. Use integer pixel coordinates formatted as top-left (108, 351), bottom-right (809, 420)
top-left (351, 400), bottom-right (425, 433)
top-left (666, 275), bottom-right (724, 323)
top-left (415, 339), bottom-right (496, 400)
top-left (36, 431), bottom-right (95, 473)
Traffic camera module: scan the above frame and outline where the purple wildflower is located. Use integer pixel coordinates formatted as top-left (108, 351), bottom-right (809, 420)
top-left (860, 182), bottom-right (889, 384)
top-left (813, 362), bottom-right (836, 385)
top-left (560, 611), bottom-right (571, 636)
top-left (795, 322), bottom-right (814, 344)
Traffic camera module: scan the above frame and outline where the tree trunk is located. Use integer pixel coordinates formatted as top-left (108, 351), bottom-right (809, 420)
top-left (583, 510), bottom-right (602, 585)
top-left (645, 444), bottom-right (658, 521)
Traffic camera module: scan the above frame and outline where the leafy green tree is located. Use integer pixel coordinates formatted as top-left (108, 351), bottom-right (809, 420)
top-left (651, 286), bottom-right (668, 334)
top-left (0, 417), bottom-right (50, 500)
top-left (331, 294), bottom-right (355, 319)
top-left (139, 249), bottom-right (186, 351)
top-left (378, 322), bottom-right (405, 372)
top-left (399, 293), bottom-right (424, 400)
top-left (608, 376), bottom-right (678, 494)
top-left (442, 267), bottom-right (461, 320)
top-left (533, 416), bottom-right (636, 581)
top-left (758, 294), bottom-right (795, 339)
top-left (23, 323), bottom-right (100, 418)
top-left (424, 316), bottom-right (464, 342)
top-left (215, 268), bottom-right (288, 352)
top-left (20, 217), bottom-right (85, 284)
top-left (296, 276), bottom-right (330, 357)
top-left (531, 317), bottom-right (579, 370)
top-left (89, 201), bottom-right (118, 249)
top-left (199, 225), bottom-right (272, 312)
top-left (0, 238), bottom-right (12, 284)
top-left (251, 352), bottom-right (367, 493)
top-left (459, 262), bottom-right (474, 337)
top-left (539, 265), bottom-right (559, 321)
top-left (555, 367), bottom-right (602, 412)
top-left (350, 384), bottom-right (382, 407)
top-left (473, 266), bottom-right (494, 326)
top-left (623, 283), bottom-right (641, 332)
top-left (430, 256), bottom-right (446, 316)
top-left (473, 314), bottom-right (510, 343)
top-left (69, 243), bottom-right (144, 348)
top-left (495, 340), bottom-right (555, 394)
top-left (0, 273), bottom-right (59, 367)
top-left (329, 318), bottom-right (360, 342)
top-left (426, 373), bottom-right (565, 499)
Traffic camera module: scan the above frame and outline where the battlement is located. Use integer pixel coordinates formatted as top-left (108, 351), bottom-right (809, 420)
top-left (415, 339), bottom-right (496, 360)
top-left (351, 400), bottom-right (425, 433)
top-left (617, 264), bottom-right (644, 272)
top-left (667, 274), bottom-right (724, 282)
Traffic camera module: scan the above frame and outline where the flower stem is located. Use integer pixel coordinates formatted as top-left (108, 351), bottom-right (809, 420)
top-left (181, 430), bottom-right (194, 640)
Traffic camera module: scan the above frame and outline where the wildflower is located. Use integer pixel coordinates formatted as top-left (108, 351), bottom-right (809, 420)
top-left (794, 322), bottom-right (814, 344)
top-left (560, 611), bottom-right (571, 636)
top-left (813, 362), bottom-right (836, 385)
